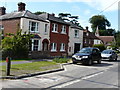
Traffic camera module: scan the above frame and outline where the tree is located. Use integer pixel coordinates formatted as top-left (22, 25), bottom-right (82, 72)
top-left (34, 11), bottom-right (46, 15)
top-left (89, 15), bottom-right (111, 33)
top-left (2, 29), bottom-right (34, 59)
top-left (115, 31), bottom-right (120, 47)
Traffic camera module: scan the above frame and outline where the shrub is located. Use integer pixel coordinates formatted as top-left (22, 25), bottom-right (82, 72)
top-left (93, 44), bottom-right (106, 52)
top-left (53, 57), bottom-right (70, 63)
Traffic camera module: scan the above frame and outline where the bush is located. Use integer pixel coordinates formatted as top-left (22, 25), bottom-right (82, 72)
top-left (93, 44), bottom-right (106, 52)
top-left (53, 57), bottom-right (70, 63)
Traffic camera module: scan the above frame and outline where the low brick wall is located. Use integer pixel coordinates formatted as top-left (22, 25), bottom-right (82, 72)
top-left (28, 51), bottom-right (50, 59)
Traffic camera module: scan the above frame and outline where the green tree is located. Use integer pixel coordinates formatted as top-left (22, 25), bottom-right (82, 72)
top-left (115, 31), bottom-right (120, 47)
top-left (89, 15), bottom-right (111, 33)
top-left (34, 11), bottom-right (46, 15)
top-left (2, 29), bottom-right (34, 59)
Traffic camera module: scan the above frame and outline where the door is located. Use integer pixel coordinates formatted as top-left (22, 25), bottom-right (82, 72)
top-left (74, 43), bottom-right (81, 54)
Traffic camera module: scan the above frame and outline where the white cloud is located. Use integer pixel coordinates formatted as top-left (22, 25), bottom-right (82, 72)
top-left (84, 9), bottom-right (91, 15)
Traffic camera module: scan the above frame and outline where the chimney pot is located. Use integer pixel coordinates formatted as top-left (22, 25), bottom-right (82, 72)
top-left (18, 2), bottom-right (26, 11)
top-left (0, 7), bottom-right (6, 15)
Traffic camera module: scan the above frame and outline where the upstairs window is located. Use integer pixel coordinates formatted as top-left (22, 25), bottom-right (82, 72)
top-left (61, 25), bottom-right (66, 34)
top-left (45, 24), bottom-right (48, 33)
top-left (60, 43), bottom-right (65, 51)
top-left (75, 30), bottom-right (79, 38)
top-left (52, 23), bottom-right (58, 33)
top-left (29, 21), bottom-right (39, 32)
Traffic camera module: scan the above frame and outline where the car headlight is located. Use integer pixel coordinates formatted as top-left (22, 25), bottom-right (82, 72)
top-left (82, 56), bottom-right (88, 58)
top-left (72, 55), bottom-right (77, 58)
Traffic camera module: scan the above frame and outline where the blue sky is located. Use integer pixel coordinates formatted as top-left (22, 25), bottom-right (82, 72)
top-left (0, 0), bottom-right (119, 31)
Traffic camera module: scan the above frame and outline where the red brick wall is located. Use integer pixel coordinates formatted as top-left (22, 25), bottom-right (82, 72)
top-left (50, 21), bottom-right (69, 56)
top-left (1, 19), bottom-right (20, 36)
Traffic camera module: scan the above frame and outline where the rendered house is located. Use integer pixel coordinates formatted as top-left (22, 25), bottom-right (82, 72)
top-left (0, 2), bottom-right (50, 58)
top-left (68, 23), bottom-right (83, 56)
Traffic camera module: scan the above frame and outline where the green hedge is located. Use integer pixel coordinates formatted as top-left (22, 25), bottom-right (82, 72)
top-left (93, 44), bottom-right (106, 52)
top-left (53, 57), bottom-right (70, 63)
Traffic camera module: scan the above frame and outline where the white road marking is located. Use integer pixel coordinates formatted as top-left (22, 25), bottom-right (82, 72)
top-left (53, 71), bottom-right (104, 88)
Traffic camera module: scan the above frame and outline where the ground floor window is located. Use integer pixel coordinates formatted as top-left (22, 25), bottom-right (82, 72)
top-left (51, 43), bottom-right (57, 52)
top-left (60, 43), bottom-right (65, 51)
top-left (31, 39), bottom-right (40, 51)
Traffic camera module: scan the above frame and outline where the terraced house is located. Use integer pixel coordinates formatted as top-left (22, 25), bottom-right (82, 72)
top-left (0, 2), bottom-right (84, 58)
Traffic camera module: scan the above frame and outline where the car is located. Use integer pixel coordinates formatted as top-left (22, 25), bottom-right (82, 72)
top-left (72, 47), bottom-right (101, 65)
top-left (101, 49), bottom-right (118, 61)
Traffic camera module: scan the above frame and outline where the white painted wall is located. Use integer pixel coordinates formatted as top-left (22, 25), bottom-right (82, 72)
top-left (20, 18), bottom-right (50, 51)
top-left (68, 27), bottom-right (83, 56)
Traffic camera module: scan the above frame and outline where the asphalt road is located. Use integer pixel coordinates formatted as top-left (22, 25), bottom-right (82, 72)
top-left (1, 56), bottom-right (120, 89)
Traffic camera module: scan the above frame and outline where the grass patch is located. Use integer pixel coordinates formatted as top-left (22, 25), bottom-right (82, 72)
top-left (0, 58), bottom-right (33, 62)
top-left (0, 61), bottom-right (60, 76)
top-left (53, 57), bottom-right (71, 63)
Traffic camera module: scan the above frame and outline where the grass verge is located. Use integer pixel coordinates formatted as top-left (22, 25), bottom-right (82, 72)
top-left (0, 61), bottom-right (60, 76)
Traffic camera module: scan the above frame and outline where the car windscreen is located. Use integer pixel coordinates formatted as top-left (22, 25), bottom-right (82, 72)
top-left (79, 48), bottom-right (92, 54)
top-left (102, 50), bottom-right (111, 54)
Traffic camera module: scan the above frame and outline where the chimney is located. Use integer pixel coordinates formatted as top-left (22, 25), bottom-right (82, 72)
top-left (18, 2), bottom-right (26, 11)
top-left (51, 13), bottom-right (55, 16)
top-left (0, 7), bottom-right (6, 15)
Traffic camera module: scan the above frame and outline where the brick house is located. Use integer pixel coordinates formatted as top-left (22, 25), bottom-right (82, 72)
top-left (0, 2), bottom-right (50, 58)
top-left (68, 23), bottom-right (83, 55)
top-left (83, 27), bottom-right (101, 47)
top-left (40, 13), bottom-right (70, 56)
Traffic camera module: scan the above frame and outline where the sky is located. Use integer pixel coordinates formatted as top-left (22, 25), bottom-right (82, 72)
top-left (0, 0), bottom-right (119, 32)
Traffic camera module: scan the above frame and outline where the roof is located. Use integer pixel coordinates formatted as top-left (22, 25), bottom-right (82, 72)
top-left (83, 29), bottom-right (100, 39)
top-left (97, 36), bottom-right (115, 44)
top-left (0, 10), bottom-right (47, 22)
top-left (48, 14), bottom-right (70, 25)
top-left (70, 22), bottom-right (83, 30)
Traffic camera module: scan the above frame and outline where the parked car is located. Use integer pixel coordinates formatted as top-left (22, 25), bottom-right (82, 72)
top-left (101, 50), bottom-right (118, 61)
top-left (72, 47), bottom-right (101, 65)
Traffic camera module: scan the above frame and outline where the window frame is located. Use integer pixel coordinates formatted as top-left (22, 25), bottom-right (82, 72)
top-left (61, 25), bottom-right (66, 34)
top-left (29, 21), bottom-right (39, 33)
top-left (74, 30), bottom-right (79, 38)
top-left (60, 43), bottom-right (65, 52)
top-left (51, 43), bottom-right (57, 52)
top-left (52, 23), bottom-right (58, 33)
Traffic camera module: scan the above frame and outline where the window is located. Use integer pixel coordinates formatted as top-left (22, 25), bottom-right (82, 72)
top-left (45, 24), bottom-right (48, 33)
top-left (52, 23), bottom-right (58, 32)
top-left (60, 43), bottom-right (65, 51)
top-left (61, 25), bottom-right (66, 34)
top-left (51, 43), bottom-right (57, 52)
top-left (29, 21), bottom-right (39, 32)
top-left (31, 39), bottom-right (40, 51)
top-left (75, 30), bottom-right (79, 38)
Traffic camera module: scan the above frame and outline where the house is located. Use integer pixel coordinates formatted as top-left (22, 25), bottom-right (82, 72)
top-left (68, 23), bottom-right (83, 56)
top-left (0, 2), bottom-right (50, 58)
top-left (83, 27), bottom-right (101, 47)
top-left (40, 13), bottom-right (70, 57)
top-left (95, 28), bottom-right (116, 48)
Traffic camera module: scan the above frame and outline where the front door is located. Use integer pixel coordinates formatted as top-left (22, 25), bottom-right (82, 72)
top-left (74, 43), bottom-right (81, 54)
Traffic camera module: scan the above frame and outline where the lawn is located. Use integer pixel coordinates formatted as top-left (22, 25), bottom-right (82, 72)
top-left (0, 61), bottom-right (61, 76)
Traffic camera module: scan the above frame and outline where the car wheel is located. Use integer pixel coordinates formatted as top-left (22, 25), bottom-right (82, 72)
top-left (73, 61), bottom-right (77, 64)
top-left (87, 59), bottom-right (92, 65)
top-left (97, 59), bottom-right (101, 64)
top-left (115, 57), bottom-right (117, 61)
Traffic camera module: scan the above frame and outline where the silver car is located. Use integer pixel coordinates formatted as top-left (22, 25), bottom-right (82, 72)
top-left (101, 50), bottom-right (118, 61)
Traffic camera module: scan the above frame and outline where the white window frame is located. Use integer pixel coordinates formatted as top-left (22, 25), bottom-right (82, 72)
top-left (60, 43), bottom-right (65, 52)
top-left (31, 39), bottom-right (40, 51)
top-left (29, 21), bottom-right (39, 33)
top-left (52, 23), bottom-right (58, 33)
top-left (61, 25), bottom-right (66, 34)
top-left (74, 30), bottom-right (79, 38)
top-left (51, 43), bottom-right (57, 52)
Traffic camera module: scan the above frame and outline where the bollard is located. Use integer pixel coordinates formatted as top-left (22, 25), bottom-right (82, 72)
top-left (6, 57), bottom-right (11, 76)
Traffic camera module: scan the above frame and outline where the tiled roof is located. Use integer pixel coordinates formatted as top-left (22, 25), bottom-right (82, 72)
top-left (70, 22), bottom-right (83, 30)
top-left (97, 36), bottom-right (115, 44)
top-left (0, 10), bottom-right (47, 22)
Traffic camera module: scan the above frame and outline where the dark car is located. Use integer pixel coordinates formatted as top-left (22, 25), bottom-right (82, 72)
top-left (72, 47), bottom-right (101, 65)
top-left (101, 50), bottom-right (118, 61)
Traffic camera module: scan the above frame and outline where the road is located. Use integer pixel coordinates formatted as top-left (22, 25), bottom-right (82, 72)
top-left (1, 56), bottom-right (120, 89)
